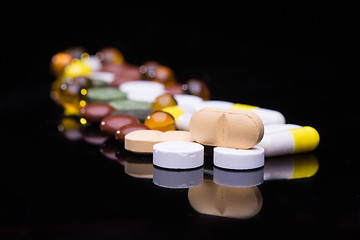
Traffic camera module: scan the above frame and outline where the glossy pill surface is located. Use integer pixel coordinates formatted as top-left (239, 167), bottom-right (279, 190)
top-left (100, 114), bottom-right (139, 135)
top-left (189, 108), bottom-right (264, 149)
top-left (115, 122), bottom-right (150, 142)
top-left (80, 102), bottom-right (116, 122)
top-left (144, 111), bottom-right (176, 132)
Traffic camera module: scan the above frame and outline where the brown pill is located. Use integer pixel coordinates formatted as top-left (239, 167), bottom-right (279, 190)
top-left (115, 122), bottom-right (150, 142)
top-left (80, 103), bottom-right (116, 122)
top-left (189, 108), bottom-right (264, 149)
top-left (100, 114), bottom-right (139, 135)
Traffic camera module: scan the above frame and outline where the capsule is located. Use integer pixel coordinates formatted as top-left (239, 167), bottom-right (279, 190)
top-left (161, 100), bottom-right (286, 131)
top-left (258, 124), bottom-right (320, 157)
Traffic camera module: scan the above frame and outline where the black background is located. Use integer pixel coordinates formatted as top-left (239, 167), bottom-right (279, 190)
top-left (1, 3), bottom-right (359, 239)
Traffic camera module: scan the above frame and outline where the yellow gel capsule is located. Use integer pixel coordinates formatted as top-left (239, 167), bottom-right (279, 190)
top-left (144, 111), bottom-right (176, 132)
top-left (289, 126), bottom-right (320, 154)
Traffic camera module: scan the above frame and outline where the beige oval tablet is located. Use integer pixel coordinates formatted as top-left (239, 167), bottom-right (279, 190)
top-left (189, 108), bottom-right (264, 149)
top-left (124, 130), bottom-right (195, 153)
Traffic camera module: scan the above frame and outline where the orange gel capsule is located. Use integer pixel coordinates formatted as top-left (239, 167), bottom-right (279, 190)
top-left (144, 111), bottom-right (176, 132)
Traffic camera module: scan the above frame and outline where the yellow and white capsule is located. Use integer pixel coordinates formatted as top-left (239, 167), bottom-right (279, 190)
top-left (162, 98), bottom-right (286, 130)
top-left (258, 124), bottom-right (320, 157)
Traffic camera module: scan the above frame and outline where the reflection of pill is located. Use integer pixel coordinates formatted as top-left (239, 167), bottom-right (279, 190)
top-left (125, 130), bottom-right (194, 153)
top-left (188, 179), bottom-right (263, 219)
top-left (258, 125), bottom-right (320, 157)
top-left (153, 141), bottom-right (204, 169)
top-left (214, 146), bottom-right (265, 170)
top-left (189, 108), bottom-right (264, 149)
top-left (153, 166), bottom-right (203, 189)
top-left (213, 166), bottom-right (264, 188)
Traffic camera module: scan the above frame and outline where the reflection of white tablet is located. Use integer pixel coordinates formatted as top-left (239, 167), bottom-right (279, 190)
top-left (153, 166), bottom-right (203, 189)
top-left (213, 167), bottom-right (264, 188)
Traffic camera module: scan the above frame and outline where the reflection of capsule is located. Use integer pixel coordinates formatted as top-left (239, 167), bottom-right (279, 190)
top-left (258, 124), bottom-right (320, 157)
top-left (264, 153), bottom-right (319, 180)
top-left (188, 179), bottom-right (263, 219)
top-left (124, 154), bottom-right (153, 179)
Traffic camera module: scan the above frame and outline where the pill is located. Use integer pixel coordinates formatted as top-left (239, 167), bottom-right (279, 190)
top-left (264, 153), bottom-right (319, 181)
top-left (194, 101), bottom-right (285, 125)
top-left (183, 78), bottom-right (211, 100)
top-left (100, 114), bottom-right (139, 135)
top-left (152, 93), bottom-right (178, 111)
top-left (119, 80), bottom-right (165, 102)
top-left (231, 103), bottom-right (285, 125)
top-left (109, 99), bottom-right (152, 120)
top-left (213, 166), bottom-right (264, 188)
top-left (153, 141), bottom-right (204, 169)
top-left (173, 94), bottom-right (203, 113)
top-left (189, 108), bottom-right (264, 149)
top-left (86, 86), bottom-right (127, 102)
top-left (144, 111), bottom-right (176, 132)
top-left (214, 146), bottom-right (265, 170)
top-left (258, 125), bottom-right (320, 157)
top-left (115, 122), bottom-right (150, 142)
top-left (88, 71), bottom-right (116, 84)
top-left (124, 130), bottom-right (195, 153)
top-left (188, 179), bottom-right (263, 219)
top-left (80, 102), bottom-right (116, 122)
top-left (152, 166), bottom-right (203, 189)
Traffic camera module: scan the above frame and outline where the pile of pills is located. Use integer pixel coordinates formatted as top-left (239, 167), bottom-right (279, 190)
top-left (51, 46), bottom-right (320, 173)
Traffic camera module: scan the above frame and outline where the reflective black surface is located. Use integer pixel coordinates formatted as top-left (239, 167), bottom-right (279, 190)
top-left (2, 4), bottom-right (359, 239)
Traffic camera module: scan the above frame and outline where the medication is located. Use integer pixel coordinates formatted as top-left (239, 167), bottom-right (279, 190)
top-left (115, 122), bottom-right (150, 142)
top-left (194, 100), bottom-right (285, 125)
top-left (153, 166), bottom-right (203, 189)
top-left (100, 114), bottom-right (139, 135)
top-left (125, 130), bottom-right (195, 153)
top-left (144, 111), bottom-right (176, 132)
top-left (188, 179), bottom-right (263, 219)
top-left (213, 146), bottom-right (265, 170)
top-left (109, 99), bottom-right (152, 120)
top-left (80, 102), bottom-right (116, 122)
top-left (258, 124), bottom-right (320, 157)
top-left (86, 87), bottom-right (127, 102)
top-left (153, 141), bottom-right (204, 169)
top-left (119, 80), bottom-right (165, 102)
top-left (151, 93), bottom-right (178, 111)
top-left (173, 94), bottom-right (203, 113)
top-left (183, 78), bottom-right (211, 100)
top-left (189, 108), bottom-right (264, 149)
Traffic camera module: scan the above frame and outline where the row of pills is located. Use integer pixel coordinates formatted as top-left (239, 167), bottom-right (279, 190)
top-left (51, 46), bottom-right (320, 173)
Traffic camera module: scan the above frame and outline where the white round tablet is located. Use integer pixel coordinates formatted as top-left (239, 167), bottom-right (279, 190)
top-left (213, 146), bottom-right (264, 170)
top-left (153, 141), bottom-right (204, 169)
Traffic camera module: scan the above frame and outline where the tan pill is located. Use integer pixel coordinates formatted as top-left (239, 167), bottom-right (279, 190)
top-left (124, 130), bottom-right (194, 153)
top-left (189, 108), bottom-right (264, 149)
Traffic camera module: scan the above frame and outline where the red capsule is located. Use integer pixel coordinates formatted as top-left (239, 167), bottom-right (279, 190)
top-left (115, 122), bottom-right (150, 142)
top-left (100, 114), bottom-right (139, 135)
top-left (80, 103), bottom-right (116, 123)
